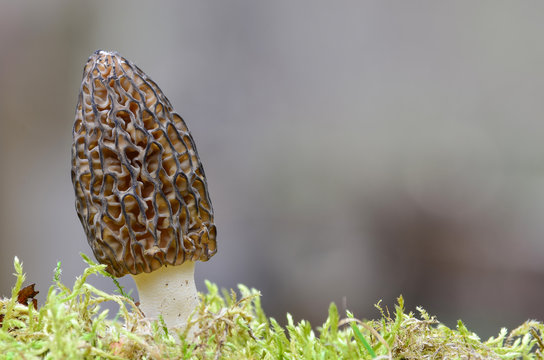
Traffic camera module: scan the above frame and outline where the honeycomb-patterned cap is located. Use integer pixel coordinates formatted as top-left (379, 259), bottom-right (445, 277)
top-left (71, 50), bottom-right (217, 277)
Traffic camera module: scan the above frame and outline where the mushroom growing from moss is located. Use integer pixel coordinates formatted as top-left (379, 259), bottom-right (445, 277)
top-left (71, 50), bottom-right (217, 329)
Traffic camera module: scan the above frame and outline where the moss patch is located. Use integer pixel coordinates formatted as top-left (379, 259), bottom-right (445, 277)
top-left (0, 255), bottom-right (543, 359)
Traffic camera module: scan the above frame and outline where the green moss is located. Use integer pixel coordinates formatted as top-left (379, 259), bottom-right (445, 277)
top-left (1, 256), bottom-right (543, 359)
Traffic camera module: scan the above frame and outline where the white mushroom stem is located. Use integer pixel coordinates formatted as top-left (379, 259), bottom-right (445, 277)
top-left (132, 261), bottom-right (199, 329)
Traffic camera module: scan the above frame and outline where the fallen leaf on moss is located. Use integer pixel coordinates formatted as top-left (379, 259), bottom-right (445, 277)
top-left (17, 283), bottom-right (39, 309)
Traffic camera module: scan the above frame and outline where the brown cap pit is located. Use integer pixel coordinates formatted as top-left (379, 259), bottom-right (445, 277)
top-left (71, 50), bottom-right (217, 277)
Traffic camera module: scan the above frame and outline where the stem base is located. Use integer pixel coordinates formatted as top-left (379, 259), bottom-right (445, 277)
top-left (132, 261), bottom-right (198, 329)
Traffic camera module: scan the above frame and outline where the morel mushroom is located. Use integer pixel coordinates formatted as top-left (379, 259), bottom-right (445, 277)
top-left (71, 50), bottom-right (217, 328)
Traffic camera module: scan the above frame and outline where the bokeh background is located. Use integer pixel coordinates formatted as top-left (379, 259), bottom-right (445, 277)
top-left (2, 1), bottom-right (544, 338)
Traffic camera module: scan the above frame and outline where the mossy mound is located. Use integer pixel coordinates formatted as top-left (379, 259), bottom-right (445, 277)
top-left (0, 256), bottom-right (542, 359)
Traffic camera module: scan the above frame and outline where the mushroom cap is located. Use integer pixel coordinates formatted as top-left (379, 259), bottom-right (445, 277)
top-left (71, 50), bottom-right (217, 277)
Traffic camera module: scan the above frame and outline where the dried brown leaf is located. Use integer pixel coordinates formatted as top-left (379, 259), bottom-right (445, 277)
top-left (17, 283), bottom-right (39, 308)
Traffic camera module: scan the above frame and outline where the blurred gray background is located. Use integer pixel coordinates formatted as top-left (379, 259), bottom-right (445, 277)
top-left (2, 0), bottom-right (544, 337)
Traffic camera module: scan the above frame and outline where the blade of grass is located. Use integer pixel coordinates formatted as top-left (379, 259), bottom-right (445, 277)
top-left (351, 322), bottom-right (377, 358)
